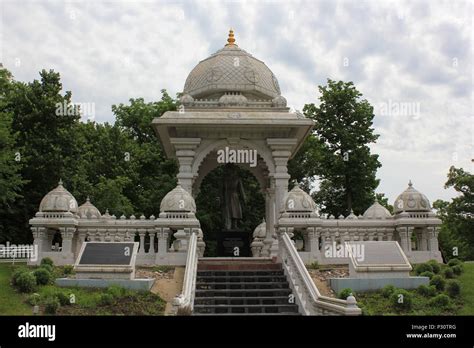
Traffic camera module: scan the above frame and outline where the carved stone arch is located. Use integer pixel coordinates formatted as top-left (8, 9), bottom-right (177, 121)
top-left (192, 154), bottom-right (269, 196)
top-left (191, 138), bottom-right (275, 179)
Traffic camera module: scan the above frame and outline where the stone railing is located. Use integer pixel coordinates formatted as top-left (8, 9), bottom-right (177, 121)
top-left (172, 231), bottom-right (199, 315)
top-left (279, 232), bottom-right (361, 316)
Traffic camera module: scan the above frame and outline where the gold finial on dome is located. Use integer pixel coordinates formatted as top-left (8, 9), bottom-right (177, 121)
top-left (225, 28), bottom-right (236, 46)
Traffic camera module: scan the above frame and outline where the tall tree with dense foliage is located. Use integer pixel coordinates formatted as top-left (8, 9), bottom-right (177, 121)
top-left (293, 79), bottom-right (381, 216)
top-left (434, 166), bottom-right (474, 260)
top-left (0, 67), bottom-right (26, 243)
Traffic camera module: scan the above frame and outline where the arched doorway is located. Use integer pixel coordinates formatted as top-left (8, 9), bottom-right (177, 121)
top-left (196, 164), bottom-right (265, 257)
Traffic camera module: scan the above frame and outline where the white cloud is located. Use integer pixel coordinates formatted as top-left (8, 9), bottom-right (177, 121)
top-left (1, 0), bottom-right (472, 204)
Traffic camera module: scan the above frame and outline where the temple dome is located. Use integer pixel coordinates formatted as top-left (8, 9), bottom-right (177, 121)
top-left (283, 186), bottom-right (317, 212)
top-left (160, 185), bottom-right (196, 213)
top-left (393, 180), bottom-right (431, 214)
top-left (182, 30), bottom-right (282, 100)
top-left (253, 220), bottom-right (266, 238)
top-left (39, 180), bottom-right (78, 213)
top-left (363, 201), bottom-right (392, 219)
top-left (78, 197), bottom-right (101, 219)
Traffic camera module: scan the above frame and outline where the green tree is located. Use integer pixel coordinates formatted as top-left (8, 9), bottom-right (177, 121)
top-left (434, 166), bottom-right (474, 260)
top-left (0, 67), bottom-right (26, 243)
top-left (298, 79), bottom-right (381, 216)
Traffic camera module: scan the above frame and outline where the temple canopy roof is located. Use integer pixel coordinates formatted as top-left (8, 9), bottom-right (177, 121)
top-left (393, 180), bottom-right (431, 214)
top-left (180, 29), bottom-right (287, 109)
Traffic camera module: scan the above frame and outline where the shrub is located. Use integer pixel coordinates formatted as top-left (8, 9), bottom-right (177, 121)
top-left (390, 289), bottom-right (413, 311)
top-left (430, 275), bottom-right (446, 291)
top-left (381, 285), bottom-right (396, 298)
top-left (26, 293), bottom-right (41, 306)
top-left (16, 272), bottom-right (37, 293)
top-left (417, 285), bottom-right (437, 297)
top-left (452, 265), bottom-right (463, 276)
top-left (338, 288), bottom-right (354, 300)
top-left (415, 263), bottom-right (433, 275)
top-left (427, 260), bottom-right (441, 274)
top-left (446, 280), bottom-right (461, 298)
top-left (39, 264), bottom-right (53, 273)
top-left (443, 267), bottom-right (455, 279)
top-left (44, 297), bottom-right (60, 315)
top-left (419, 271), bottom-right (434, 279)
top-left (11, 268), bottom-right (29, 286)
top-left (429, 294), bottom-right (451, 308)
top-left (99, 293), bottom-right (115, 306)
top-left (40, 257), bottom-right (54, 267)
top-left (447, 258), bottom-right (461, 267)
top-left (55, 292), bottom-right (71, 306)
top-left (33, 268), bottom-right (52, 285)
top-left (62, 265), bottom-right (74, 276)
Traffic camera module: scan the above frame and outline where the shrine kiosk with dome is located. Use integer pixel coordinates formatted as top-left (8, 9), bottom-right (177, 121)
top-left (28, 30), bottom-right (442, 316)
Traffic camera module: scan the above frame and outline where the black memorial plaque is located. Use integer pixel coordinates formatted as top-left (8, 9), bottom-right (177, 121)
top-left (78, 242), bottom-right (135, 265)
top-left (217, 231), bottom-right (250, 257)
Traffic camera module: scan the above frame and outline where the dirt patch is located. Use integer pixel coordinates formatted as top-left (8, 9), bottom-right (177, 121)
top-left (137, 267), bottom-right (184, 315)
top-left (308, 267), bottom-right (349, 298)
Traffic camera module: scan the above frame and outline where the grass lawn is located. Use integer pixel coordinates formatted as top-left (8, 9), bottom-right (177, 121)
top-left (0, 263), bottom-right (165, 315)
top-left (458, 262), bottom-right (474, 315)
top-left (0, 263), bottom-right (32, 315)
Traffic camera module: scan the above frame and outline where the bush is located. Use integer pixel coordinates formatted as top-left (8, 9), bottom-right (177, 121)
top-left (40, 257), bottom-right (54, 267)
top-left (429, 294), bottom-right (451, 308)
top-left (419, 271), bottom-right (435, 279)
top-left (452, 265), bottom-right (463, 276)
top-left (33, 268), bottom-right (52, 285)
top-left (99, 293), bottom-right (115, 306)
top-left (62, 265), bottom-right (74, 276)
top-left (415, 263), bottom-right (433, 275)
top-left (390, 289), bottom-right (413, 311)
top-left (446, 280), bottom-right (461, 298)
top-left (381, 285), bottom-right (396, 298)
top-left (55, 292), bottom-right (71, 306)
top-left (427, 260), bottom-right (441, 274)
top-left (307, 262), bottom-right (319, 270)
top-left (39, 264), bottom-right (53, 273)
top-left (430, 275), bottom-right (446, 291)
top-left (447, 258), bottom-right (461, 267)
top-left (417, 284), bottom-right (437, 297)
top-left (443, 267), bottom-right (455, 279)
top-left (26, 293), bottom-right (41, 306)
top-left (44, 297), bottom-right (60, 315)
top-left (16, 272), bottom-right (37, 293)
top-left (338, 288), bottom-right (354, 300)
top-left (11, 268), bottom-right (29, 286)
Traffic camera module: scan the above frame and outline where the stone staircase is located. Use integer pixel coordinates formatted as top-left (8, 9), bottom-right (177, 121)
top-left (193, 258), bottom-right (300, 315)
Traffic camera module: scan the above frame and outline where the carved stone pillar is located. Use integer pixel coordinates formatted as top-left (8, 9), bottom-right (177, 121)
top-left (138, 229), bottom-right (146, 255)
top-left (59, 227), bottom-right (75, 254)
top-left (157, 228), bottom-right (169, 255)
top-left (171, 138), bottom-right (201, 193)
top-left (148, 230), bottom-right (155, 253)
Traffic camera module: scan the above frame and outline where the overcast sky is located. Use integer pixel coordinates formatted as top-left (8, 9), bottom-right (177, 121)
top-left (1, 0), bottom-right (472, 205)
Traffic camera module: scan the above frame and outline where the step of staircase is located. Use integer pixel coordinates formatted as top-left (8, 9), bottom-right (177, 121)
top-left (193, 258), bottom-right (300, 315)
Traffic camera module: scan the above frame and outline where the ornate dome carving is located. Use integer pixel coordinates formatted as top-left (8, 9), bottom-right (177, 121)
top-left (272, 95), bottom-right (287, 107)
top-left (393, 180), bottom-right (431, 214)
top-left (160, 185), bottom-right (196, 213)
top-left (283, 186), bottom-right (317, 212)
top-left (363, 201), bottom-right (392, 219)
top-left (219, 92), bottom-right (248, 106)
top-left (182, 30), bottom-right (282, 101)
top-left (39, 180), bottom-right (78, 213)
top-left (253, 220), bottom-right (266, 238)
top-left (78, 197), bottom-right (101, 219)
top-left (179, 94), bottom-right (194, 106)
